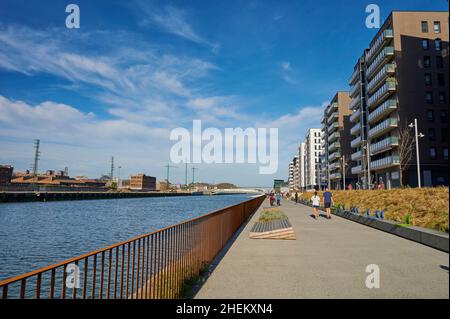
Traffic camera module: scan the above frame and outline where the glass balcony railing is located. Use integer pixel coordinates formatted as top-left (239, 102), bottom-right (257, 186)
top-left (351, 165), bottom-right (362, 174)
top-left (366, 63), bottom-right (396, 94)
top-left (366, 29), bottom-right (393, 63)
top-left (371, 155), bottom-right (400, 170)
top-left (349, 94), bottom-right (361, 110)
top-left (366, 46), bottom-right (395, 80)
top-left (368, 98), bottom-right (397, 124)
top-left (328, 131), bottom-right (340, 142)
top-left (350, 108), bottom-right (361, 123)
top-left (328, 141), bottom-right (340, 152)
top-left (349, 68), bottom-right (360, 85)
top-left (350, 122), bottom-right (361, 136)
top-left (328, 122), bottom-right (339, 133)
top-left (349, 82), bottom-right (360, 98)
top-left (326, 102), bottom-right (338, 116)
top-left (351, 135), bottom-right (363, 148)
top-left (327, 112), bottom-right (339, 124)
top-left (370, 136), bottom-right (399, 154)
top-left (330, 172), bottom-right (342, 180)
top-left (367, 79), bottom-right (396, 109)
top-left (351, 150), bottom-right (363, 161)
top-left (329, 152), bottom-right (341, 162)
top-left (368, 117), bottom-right (398, 138)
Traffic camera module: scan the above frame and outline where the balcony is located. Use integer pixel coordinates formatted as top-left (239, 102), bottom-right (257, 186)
top-left (367, 79), bottom-right (396, 109)
top-left (327, 112), bottom-right (339, 124)
top-left (329, 152), bottom-right (341, 162)
top-left (365, 29), bottom-right (394, 64)
top-left (350, 122), bottom-right (361, 136)
top-left (328, 122), bottom-right (339, 133)
top-left (329, 161), bottom-right (340, 170)
top-left (368, 117), bottom-right (398, 139)
top-left (326, 102), bottom-right (338, 116)
top-left (351, 150), bottom-right (363, 161)
top-left (349, 82), bottom-right (360, 98)
top-left (328, 141), bottom-right (340, 152)
top-left (368, 98), bottom-right (397, 124)
top-left (370, 136), bottom-right (399, 155)
top-left (330, 172), bottom-right (342, 180)
top-left (366, 46), bottom-right (395, 80)
top-left (351, 135), bottom-right (363, 148)
top-left (349, 94), bottom-right (361, 110)
top-left (328, 131), bottom-right (340, 142)
top-left (366, 63), bottom-right (396, 94)
top-left (371, 155), bottom-right (400, 170)
top-left (349, 68), bottom-right (360, 86)
top-left (350, 108), bottom-right (361, 123)
top-left (351, 165), bottom-right (362, 174)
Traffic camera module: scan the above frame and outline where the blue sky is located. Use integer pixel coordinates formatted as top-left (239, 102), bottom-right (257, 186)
top-left (0, 0), bottom-right (447, 186)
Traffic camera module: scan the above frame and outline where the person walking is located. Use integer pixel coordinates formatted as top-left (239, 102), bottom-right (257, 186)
top-left (323, 187), bottom-right (334, 219)
top-left (294, 191), bottom-right (298, 204)
top-left (276, 192), bottom-right (281, 206)
top-left (311, 191), bottom-right (320, 220)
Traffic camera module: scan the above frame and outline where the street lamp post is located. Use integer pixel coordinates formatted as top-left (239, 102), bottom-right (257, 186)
top-left (409, 118), bottom-right (425, 188)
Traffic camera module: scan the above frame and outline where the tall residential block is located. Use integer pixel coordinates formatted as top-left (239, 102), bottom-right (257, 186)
top-left (348, 11), bottom-right (449, 189)
top-left (321, 91), bottom-right (356, 190)
top-left (298, 142), bottom-right (306, 190)
top-left (304, 128), bottom-right (323, 189)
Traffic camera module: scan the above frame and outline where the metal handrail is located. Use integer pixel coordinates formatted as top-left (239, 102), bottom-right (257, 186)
top-left (0, 195), bottom-right (265, 299)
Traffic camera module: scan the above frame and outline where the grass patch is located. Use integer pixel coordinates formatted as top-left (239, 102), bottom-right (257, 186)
top-left (300, 187), bottom-right (449, 232)
top-left (258, 209), bottom-right (288, 222)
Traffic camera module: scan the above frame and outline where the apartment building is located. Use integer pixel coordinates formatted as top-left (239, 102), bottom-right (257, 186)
top-left (288, 160), bottom-right (295, 190)
top-left (321, 92), bottom-right (356, 189)
top-left (298, 142), bottom-right (306, 190)
top-left (348, 11), bottom-right (449, 189)
top-left (304, 128), bottom-right (323, 189)
top-left (288, 155), bottom-right (300, 191)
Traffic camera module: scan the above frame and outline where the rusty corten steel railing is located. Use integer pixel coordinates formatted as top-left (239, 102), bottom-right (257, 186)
top-left (0, 195), bottom-right (265, 299)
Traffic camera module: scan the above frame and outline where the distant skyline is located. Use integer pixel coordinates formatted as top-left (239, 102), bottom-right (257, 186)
top-left (0, 0), bottom-right (448, 187)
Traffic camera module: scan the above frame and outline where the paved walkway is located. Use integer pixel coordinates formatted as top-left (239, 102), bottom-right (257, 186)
top-left (195, 198), bottom-right (449, 299)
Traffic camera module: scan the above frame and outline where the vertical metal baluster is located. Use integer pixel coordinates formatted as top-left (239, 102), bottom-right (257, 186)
top-left (114, 247), bottom-right (119, 299)
top-left (120, 245), bottom-right (125, 299)
top-left (20, 279), bottom-right (26, 299)
top-left (131, 240), bottom-right (136, 298)
top-left (62, 264), bottom-right (67, 299)
top-left (106, 249), bottom-right (112, 299)
top-left (73, 260), bottom-right (78, 299)
top-left (91, 254), bottom-right (97, 299)
top-left (82, 257), bottom-right (88, 299)
top-left (99, 251), bottom-right (105, 299)
top-left (35, 273), bottom-right (42, 299)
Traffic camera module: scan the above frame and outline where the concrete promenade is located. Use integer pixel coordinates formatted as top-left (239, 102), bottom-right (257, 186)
top-left (195, 198), bottom-right (449, 299)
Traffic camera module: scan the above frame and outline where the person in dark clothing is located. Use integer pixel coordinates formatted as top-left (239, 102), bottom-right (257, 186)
top-left (294, 191), bottom-right (298, 204)
top-left (323, 187), bottom-right (333, 219)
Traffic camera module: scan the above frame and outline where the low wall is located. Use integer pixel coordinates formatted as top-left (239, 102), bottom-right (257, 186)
top-left (298, 199), bottom-right (449, 253)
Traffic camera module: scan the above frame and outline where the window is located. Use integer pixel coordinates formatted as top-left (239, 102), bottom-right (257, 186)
top-left (430, 147), bottom-right (437, 160)
top-left (428, 128), bottom-right (436, 141)
top-left (424, 73), bottom-right (432, 85)
top-left (437, 73), bottom-right (445, 86)
top-left (440, 110), bottom-right (448, 123)
top-left (427, 110), bottom-right (434, 122)
top-left (433, 21), bottom-right (441, 33)
top-left (422, 39), bottom-right (429, 50)
top-left (439, 92), bottom-right (446, 104)
top-left (425, 91), bottom-right (433, 104)
top-left (435, 39), bottom-right (442, 51)
top-left (421, 21), bottom-right (429, 33)
top-left (423, 56), bottom-right (431, 67)
top-left (436, 56), bottom-right (443, 68)
top-left (444, 148), bottom-right (449, 161)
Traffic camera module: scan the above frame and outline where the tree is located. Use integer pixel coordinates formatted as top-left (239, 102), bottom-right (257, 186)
top-left (398, 125), bottom-right (414, 187)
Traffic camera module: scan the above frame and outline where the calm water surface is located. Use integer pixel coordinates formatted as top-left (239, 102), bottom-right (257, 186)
top-left (0, 194), bottom-right (253, 281)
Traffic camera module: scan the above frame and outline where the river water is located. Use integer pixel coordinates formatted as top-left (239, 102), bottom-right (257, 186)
top-left (0, 194), bottom-right (253, 281)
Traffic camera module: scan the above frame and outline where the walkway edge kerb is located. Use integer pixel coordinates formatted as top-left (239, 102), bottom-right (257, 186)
top-left (301, 202), bottom-right (449, 253)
